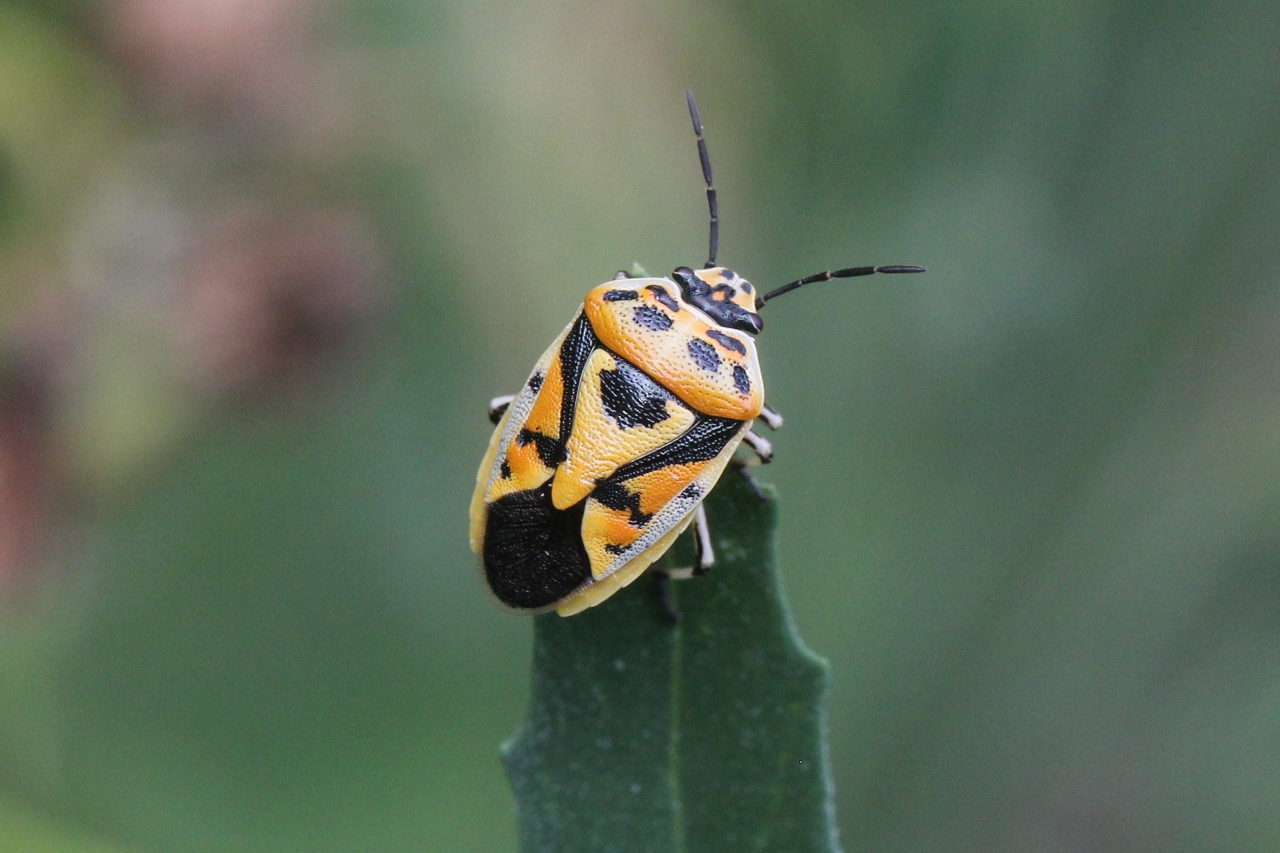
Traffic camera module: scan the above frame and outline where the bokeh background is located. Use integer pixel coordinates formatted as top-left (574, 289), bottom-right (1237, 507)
top-left (1, 0), bottom-right (1278, 850)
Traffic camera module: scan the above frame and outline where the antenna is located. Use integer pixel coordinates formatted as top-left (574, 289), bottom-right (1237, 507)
top-left (757, 265), bottom-right (926, 307)
top-left (686, 91), bottom-right (718, 268)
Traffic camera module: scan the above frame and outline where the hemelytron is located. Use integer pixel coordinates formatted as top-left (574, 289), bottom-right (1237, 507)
top-left (469, 92), bottom-right (924, 617)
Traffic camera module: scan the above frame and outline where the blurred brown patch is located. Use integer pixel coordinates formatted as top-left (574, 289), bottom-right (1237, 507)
top-left (175, 207), bottom-right (382, 393)
top-left (0, 357), bottom-right (56, 590)
top-left (102, 0), bottom-right (327, 120)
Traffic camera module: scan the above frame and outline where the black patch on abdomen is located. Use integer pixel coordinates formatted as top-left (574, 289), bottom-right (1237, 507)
top-left (706, 329), bottom-right (746, 355)
top-left (687, 338), bottom-right (721, 372)
top-left (599, 360), bottom-right (677, 429)
top-left (483, 484), bottom-right (592, 609)
top-left (632, 305), bottom-right (673, 331)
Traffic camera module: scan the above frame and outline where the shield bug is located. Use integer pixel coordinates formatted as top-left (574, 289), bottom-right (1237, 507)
top-left (470, 93), bottom-right (924, 616)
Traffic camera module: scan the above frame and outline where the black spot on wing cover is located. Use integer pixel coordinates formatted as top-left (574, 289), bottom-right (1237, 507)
top-left (687, 338), bottom-right (721, 372)
top-left (598, 359), bottom-right (677, 429)
top-left (732, 364), bottom-right (751, 395)
top-left (591, 478), bottom-right (653, 528)
top-left (632, 305), bottom-right (674, 331)
top-left (516, 428), bottom-right (566, 467)
top-left (706, 329), bottom-right (746, 355)
top-left (646, 285), bottom-right (681, 312)
top-left (483, 483), bottom-right (592, 609)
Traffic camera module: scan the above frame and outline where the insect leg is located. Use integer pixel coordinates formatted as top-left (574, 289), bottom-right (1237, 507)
top-left (691, 502), bottom-right (715, 576)
top-left (742, 430), bottom-right (773, 464)
top-left (488, 394), bottom-right (515, 424)
top-left (653, 572), bottom-right (680, 624)
top-left (660, 504), bottom-right (715, 579)
top-left (613, 270), bottom-right (633, 280)
top-left (651, 503), bottom-right (715, 622)
top-left (757, 404), bottom-right (784, 431)
top-left (733, 461), bottom-right (773, 502)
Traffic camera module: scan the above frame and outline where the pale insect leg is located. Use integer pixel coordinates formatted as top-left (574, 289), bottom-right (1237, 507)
top-left (742, 430), bottom-right (773, 464)
top-left (660, 503), bottom-right (715, 581)
top-left (488, 394), bottom-right (515, 424)
top-left (653, 502), bottom-right (716, 622)
top-left (736, 415), bottom-right (779, 499)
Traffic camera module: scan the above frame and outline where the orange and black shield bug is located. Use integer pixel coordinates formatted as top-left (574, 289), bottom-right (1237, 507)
top-left (470, 93), bottom-right (924, 616)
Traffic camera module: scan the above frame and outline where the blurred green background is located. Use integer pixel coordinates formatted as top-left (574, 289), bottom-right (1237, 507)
top-left (1, 0), bottom-right (1278, 850)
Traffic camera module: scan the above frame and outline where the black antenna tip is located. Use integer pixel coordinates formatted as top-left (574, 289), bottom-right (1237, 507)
top-left (877, 265), bottom-right (927, 274)
top-left (685, 91), bottom-right (718, 268)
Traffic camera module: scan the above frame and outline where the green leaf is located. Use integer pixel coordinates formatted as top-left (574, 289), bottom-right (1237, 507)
top-left (502, 472), bottom-right (838, 853)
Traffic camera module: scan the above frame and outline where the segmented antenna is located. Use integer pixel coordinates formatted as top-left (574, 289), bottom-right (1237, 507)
top-left (757, 265), bottom-right (927, 307)
top-left (686, 91), bottom-right (718, 268)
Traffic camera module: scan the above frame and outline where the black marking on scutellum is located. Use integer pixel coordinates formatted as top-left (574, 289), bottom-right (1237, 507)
top-left (528, 372), bottom-right (543, 392)
top-left (604, 289), bottom-right (639, 302)
top-left (706, 329), bottom-right (746, 355)
top-left (687, 338), bottom-right (721, 372)
top-left (599, 360), bottom-right (676, 430)
top-left (483, 483), bottom-right (592, 609)
top-left (632, 305), bottom-right (674, 332)
top-left (592, 479), bottom-right (653, 528)
top-left (732, 365), bottom-right (751, 396)
top-left (646, 285), bottom-right (680, 312)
